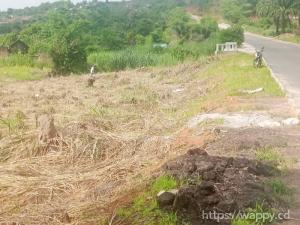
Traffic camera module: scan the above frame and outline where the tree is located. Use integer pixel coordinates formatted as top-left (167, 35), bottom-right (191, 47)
top-left (167, 8), bottom-right (191, 41)
top-left (219, 25), bottom-right (244, 46)
top-left (50, 18), bottom-right (88, 75)
top-left (257, 0), bottom-right (300, 34)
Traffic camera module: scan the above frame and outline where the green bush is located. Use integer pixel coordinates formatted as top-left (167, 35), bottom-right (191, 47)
top-left (219, 25), bottom-right (244, 46)
top-left (50, 33), bottom-right (87, 75)
top-left (190, 17), bottom-right (219, 41)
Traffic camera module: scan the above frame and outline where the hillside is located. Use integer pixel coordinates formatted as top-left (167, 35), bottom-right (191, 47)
top-left (1, 53), bottom-right (297, 225)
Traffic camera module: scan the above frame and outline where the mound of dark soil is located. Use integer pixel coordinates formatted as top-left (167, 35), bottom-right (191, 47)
top-left (163, 148), bottom-right (282, 225)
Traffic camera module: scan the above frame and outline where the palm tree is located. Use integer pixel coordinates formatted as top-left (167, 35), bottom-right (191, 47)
top-left (257, 0), bottom-right (300, 34)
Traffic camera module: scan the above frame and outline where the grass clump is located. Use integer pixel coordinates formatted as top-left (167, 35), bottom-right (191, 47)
top-left (0, 111), bottom-right (26, 134)
top-left (232, 203), bottom-right (275, 225)
top-left (265, 178), bottom-right (293, 204)
top-left (114, 175), bottom-right (179, 225)
top-left (255, 147), bottom-right (283, 166)
top-left (267, 179), bottom-right (290, 196)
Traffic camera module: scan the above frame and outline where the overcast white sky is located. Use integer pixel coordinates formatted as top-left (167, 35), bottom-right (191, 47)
top-left (0, 0), bottom-right (85, 11)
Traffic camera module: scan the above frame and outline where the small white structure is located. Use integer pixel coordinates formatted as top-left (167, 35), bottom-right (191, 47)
top-left (215, 42), bottom-right (238, 54)
top-left (218, 23), bottom-right (231, 30)
top-left (153, 43), bottom-right (168, 49)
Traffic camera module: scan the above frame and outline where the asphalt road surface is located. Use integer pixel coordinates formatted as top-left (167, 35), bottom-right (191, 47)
top-left (245, 33), bottom-right (300, 112)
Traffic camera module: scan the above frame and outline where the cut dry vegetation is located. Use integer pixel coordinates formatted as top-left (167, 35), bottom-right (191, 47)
top-left (0, 53), bottom-right (289, 225)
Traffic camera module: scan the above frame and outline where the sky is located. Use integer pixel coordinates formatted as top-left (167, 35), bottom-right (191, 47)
top-left (0, 0), bottom-right (84, 11)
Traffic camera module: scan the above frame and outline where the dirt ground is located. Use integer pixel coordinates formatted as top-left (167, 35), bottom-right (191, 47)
top-left (0, 58), bottom-right (300, 225)
top-left (164, 126), bottom-right (300, 225)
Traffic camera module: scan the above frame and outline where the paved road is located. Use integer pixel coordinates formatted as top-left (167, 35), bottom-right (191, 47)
top-left (245, 33), bottom-right (300, 112)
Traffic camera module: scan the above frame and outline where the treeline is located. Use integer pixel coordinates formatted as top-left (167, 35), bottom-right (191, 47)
top-left (0, 0), bottom-right (243, 74)
top-left (222, 0), bottom-right (300, 35)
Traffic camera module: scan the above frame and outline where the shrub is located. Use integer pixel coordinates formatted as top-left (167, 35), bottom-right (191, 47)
top-left (219, 25), bottom-right (244, 46)
top-left (190, 17), bottom-right (219, 41)
top-left (50, 30), bottom-right (87, 75)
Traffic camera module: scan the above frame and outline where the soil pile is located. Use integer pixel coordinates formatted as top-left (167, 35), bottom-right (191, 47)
top-left (163, 148), bottom-right (282, 225)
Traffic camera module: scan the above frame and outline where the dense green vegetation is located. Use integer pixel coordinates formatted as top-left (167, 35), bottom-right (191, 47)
top-left (0, 0), bottom-right (244, 75)
top-left (221, 0), bottom-right (300, 37)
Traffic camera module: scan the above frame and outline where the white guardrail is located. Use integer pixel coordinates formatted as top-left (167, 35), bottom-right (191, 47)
top-left (215, 42), bottom-right (238, 54)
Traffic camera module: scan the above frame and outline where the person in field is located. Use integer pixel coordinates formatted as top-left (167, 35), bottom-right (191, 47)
top-left (90, 65), bottom-right (96, 77)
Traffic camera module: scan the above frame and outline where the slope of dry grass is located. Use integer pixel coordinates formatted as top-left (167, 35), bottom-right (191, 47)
top-left (0, 53), bottom-right (286, 225)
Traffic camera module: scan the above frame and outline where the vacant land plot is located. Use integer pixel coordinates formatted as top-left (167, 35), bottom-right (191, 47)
top-left (0, 53), bottom-right (293, 225)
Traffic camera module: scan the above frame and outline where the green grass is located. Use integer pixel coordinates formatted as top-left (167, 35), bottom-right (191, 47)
top-left (176, 53), bottom-right (284, 120)
top-left (202, 53), bottom-right (284, 97)
top-left (112, 175), bottom-right (181, 225)
top-left (0, 111), bottom-right (26, 134)
top-left (0, 54), bottom-right (51, 68)
top-left (276, 33), bottom-right (300, 45)
top-left (232, 203), bottom-right (275, 225)
top-left (267, 179), bottom-right (291, 196)
top-left (245, 23), bottom-right (300, 45)
top-left (255, 147), bottom-right (283, 166)
top-left (88, 38), bottom-right (218, 72)
top-left (0, 66), bottom-right (50, 81)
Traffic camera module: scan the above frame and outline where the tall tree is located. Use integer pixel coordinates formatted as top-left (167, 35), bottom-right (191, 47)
top-left (257, 0), bottom-right (300, 34)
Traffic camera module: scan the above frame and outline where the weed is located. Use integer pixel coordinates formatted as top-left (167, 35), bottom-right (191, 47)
top-left (267, 179), bottom-right (290, 195)
top-left (255, 147), bottom-right (283, 166)
top-left (151, 175), bottom-right (177, 193)
top-left (232, 203), bottom-right (275, 225)
top-left (114, 175), bottom-right (179, 225)
top-left (0, 111), bottom-right (26, 134)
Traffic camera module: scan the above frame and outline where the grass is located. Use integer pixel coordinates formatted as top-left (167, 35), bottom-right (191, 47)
top-left (88, 39), bottom-right (217, 72)
top-left (112, 175), bottom-right (180, 225)
top-left (276, 33), bottom-right (300, 45)
top-left (232, 203), bottom-right (275, 225)
top-left (0, 66), bottom-right (50, 81)
top-left (0, 54), bottom-right (51, 81)
top-left (255, 147), bottom-right (283, 166)
top-left (0, 52), bottom-right (287, 225)
top-left (245, 22), bottom-right (300, 45)
top-left (0, 111), bottom-right (26, 134)
top-left (267, 178), bottom-right (291, 196)
top-left (177, 53), bottom-right (284, 119)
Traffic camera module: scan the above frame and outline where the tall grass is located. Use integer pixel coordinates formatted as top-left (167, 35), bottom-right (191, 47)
top-left (0, 54), bottom-right (51, 69)
top-left (88, 38), bottom-right (217, 72)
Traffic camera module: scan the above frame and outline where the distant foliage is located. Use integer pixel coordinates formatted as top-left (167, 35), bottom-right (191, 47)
top-left (219, 25), bottom-right (245, 46)
top-left (50, 34), bottom-right (87, 75)
top-left (88, 38), bottom-right (218, 72)
top-left (190, 17), bottom-right (219, 41)
top-left (0, 0), bottom-right (240, 74)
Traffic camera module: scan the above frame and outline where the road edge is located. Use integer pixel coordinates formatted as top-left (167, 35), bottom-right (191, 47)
top-left (245, 32), bottom-right (300, 48)
top-left (239, 41), bottom-right (300, 115)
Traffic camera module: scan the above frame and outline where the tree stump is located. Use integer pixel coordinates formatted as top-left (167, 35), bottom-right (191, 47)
top-left (87, 77), bottom-right (96, 87)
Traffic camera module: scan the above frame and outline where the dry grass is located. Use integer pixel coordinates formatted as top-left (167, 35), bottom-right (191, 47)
top-left (0, 53), bottom-right (285, 225)
top-left (0, 58), bottom-right (217, 224)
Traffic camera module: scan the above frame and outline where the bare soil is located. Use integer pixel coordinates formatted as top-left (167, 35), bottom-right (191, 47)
top-left (162, 127), bottom-right (300, 225)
